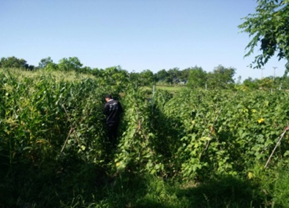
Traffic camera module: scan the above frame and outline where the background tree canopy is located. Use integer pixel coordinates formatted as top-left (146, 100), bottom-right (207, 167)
top-left (239, 0), bottom-right (289, 75)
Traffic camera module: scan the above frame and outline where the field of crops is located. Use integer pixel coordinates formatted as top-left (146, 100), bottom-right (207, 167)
top-left (1, 68), bottom-right (289, 207)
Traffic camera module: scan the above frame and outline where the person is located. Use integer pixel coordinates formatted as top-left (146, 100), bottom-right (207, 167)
top-left (104, 94), bottom-right (123, 148)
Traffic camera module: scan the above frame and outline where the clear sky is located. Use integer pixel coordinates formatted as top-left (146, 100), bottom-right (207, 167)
top-left (0, 0), bottom-right (287, 81)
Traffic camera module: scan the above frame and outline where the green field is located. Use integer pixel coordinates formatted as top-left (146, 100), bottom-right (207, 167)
top-left (156, 84), bottom-right (187, 92)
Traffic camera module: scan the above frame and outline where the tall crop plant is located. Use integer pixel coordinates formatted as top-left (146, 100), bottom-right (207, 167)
top-left (114, 86), bottom-right (165, 175)
top-left (0, 70), bottom-right (123, 206)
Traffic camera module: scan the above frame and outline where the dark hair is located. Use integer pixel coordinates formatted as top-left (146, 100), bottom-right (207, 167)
top-left (105, 94), bottom-right (112, 99)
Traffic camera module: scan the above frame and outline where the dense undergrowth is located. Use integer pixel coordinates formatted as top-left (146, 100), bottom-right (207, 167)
top-left (0, 68), bottom-right (289, 207)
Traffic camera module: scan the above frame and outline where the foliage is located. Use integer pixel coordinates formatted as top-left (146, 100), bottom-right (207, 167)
top-left (243, 77), bottom-right (260, 90)
top-left (187, 65), bottom-right (236, 89)
top-left (0, 69), bottom-right (119, 207)
top-left (1, 68), bottom-right (289, 207)
top-left (58, 57), bottom-right (83, 71)
top-left (159, 88), bottom-right (289, 180)
top-left (239, 0), bottom-right (289, 74)
top-left (0, 56), bottom-right (35, 70)
top-left (114, 86), bottom-right (165, 175)
top-left (187, 66), bottom-right (207, 88)
top-left (154, 69), bottom-right (169, 82)
top-left (272, 166), bottom-right (289, 207)
top-left (3, 55), bottom-right (289, 90)
top-left (139, 69), bottom-right (155, 86)
top-left (129, 69), bottom-right (155, 86)
top-left (38, 57), bottom-right (54, 69)
top-left (207, 65), bottom-right (236, 89)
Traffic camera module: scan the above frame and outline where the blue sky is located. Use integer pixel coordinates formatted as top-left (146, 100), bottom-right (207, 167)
top-left (0, 0), bottom-right (287, 81)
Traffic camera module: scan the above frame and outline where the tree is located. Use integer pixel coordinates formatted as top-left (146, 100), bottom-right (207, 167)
top-left (129, 71), bottom-right (139, 83)
top-left (155, 69), bottom-right (168, 83)
top-left (39, 57), bottom-right (54, 69)
top-left (104, 66), bottom-right (129, 87)
top-left (0, 56), bottom-right (36, 70)
top-left (0, 56), bottom-right (27, 68)
top-left (178, 68), bottom-right (191, 83)
top-left (167, 67), bottom-right (180, 84)
top-left (128, 70), bottom-right (154, 86)
top-left (239, 0), bottom-right (289, 75)
top-left (79, 66), bottom-right (92, 74)
top-left (207, 65), bottom-right (236, 89)
top-left (139, 69), bottom-right (155, 86)
top-left (243, 77), bottom-right (259, 89)
top-left (58, 57), bottom-right (83, 71)
top-left (187, 66), bottom-right (207, 88)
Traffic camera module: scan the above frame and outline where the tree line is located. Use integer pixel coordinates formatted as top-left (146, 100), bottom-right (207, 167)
top-left (1, 56), bottom-right (289, 90)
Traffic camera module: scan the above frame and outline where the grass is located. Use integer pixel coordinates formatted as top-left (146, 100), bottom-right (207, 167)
top-left (156, 85), bottom-right (187, 93)
top-left (0, 165), bottom-right (285, 208)
top-left (142, 84), bottom-right (187, 98)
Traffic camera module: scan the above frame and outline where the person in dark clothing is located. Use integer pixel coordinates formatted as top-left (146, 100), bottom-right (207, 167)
top-left (104, 94), bottom-right (123, 147)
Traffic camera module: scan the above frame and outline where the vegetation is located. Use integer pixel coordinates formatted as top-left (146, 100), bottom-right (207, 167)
top-left (0, 66), bottom-right (289, 207)
top-left (239, 0), bottom-right (289, 74)
top-left (2, 56), bottom-right (289, 91)
top-left (1, 2), bottom-right (289, 206)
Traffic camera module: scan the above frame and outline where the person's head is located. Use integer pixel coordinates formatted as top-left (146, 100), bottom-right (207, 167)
top-left (105, 94), bottom-right (112, 102)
